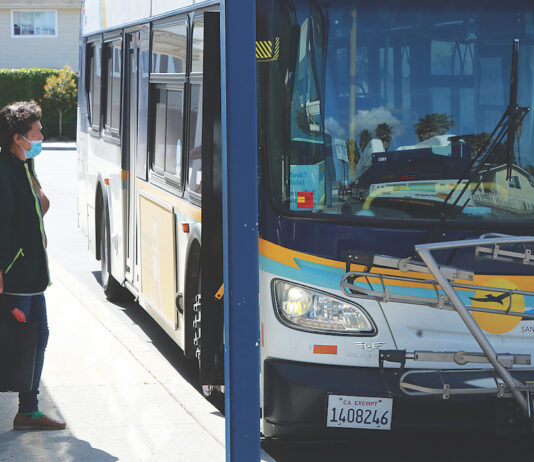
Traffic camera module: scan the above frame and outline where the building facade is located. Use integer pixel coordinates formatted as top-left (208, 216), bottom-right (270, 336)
top-left (0, 0), bottom-right (81, 71)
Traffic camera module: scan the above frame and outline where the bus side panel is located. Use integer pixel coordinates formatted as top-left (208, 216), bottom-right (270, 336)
top-left (86, 136), bottom-right (102, 257)
top-left (77, 36), bottom-right (91, 242)
top-left (108, 147), bottom-right (127, 284)
top-left (86, 136), bottom-right (124, 271)
top-left (77, 115), bottom-right (88, 236)
top-left (138, 192), bottom-right (178, 328)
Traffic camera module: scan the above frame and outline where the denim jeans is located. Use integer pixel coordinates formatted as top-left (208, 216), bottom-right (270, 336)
top-left (1, 293), bottom-right (49, 414)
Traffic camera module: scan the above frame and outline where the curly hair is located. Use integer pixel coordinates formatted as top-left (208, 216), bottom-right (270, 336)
top-left (0, 100), bottom-right (42, 151)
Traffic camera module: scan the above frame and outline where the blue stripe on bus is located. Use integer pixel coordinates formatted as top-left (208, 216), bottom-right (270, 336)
top-left (260, 255), bottom-right (343, 291)
top-left (260, 253), bottom-right (534, 315)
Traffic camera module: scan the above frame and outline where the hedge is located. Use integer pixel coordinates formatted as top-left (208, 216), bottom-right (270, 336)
top-left (0, 68), bottom-right (78, 140)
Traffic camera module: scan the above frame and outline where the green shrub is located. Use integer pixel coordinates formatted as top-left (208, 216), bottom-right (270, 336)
top-left (0, 68), bottom-right (78, 140)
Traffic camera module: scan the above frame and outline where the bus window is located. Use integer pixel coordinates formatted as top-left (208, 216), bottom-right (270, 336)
top-left (264, 0), bottom-right (534, 223)
top-left (153, 88), bottom-right (167, 172)
top-left (104, 39), bottom-right (122, 136)
top-left (165, 89), bottom-right (184, 179)
top-left (86, 41), bottom-right (102, 132)
top-left (191, 16), bottom-right (204, 74)
top-left (150, 86), bottom-right (184, 187)
top-left (152, 21), bottom-right (187, 74)
top-left (149, 18), bottom-right (188, 189)
top-left (188, 83), bottom-right (202, 194)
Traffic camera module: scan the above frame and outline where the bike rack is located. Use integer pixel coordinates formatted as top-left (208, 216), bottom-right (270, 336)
top-left (341, 235), bottom-right (534, 416)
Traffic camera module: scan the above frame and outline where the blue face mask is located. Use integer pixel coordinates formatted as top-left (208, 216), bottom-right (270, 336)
top-left (21, 136), bottom-right (43, 159)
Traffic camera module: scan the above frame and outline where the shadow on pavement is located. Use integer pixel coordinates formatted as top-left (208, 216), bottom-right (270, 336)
top-left (0, 388), bottom-right (118, 462)
top-left (90, 271), bottom-right (199, 388)
top-left (0, 432), bottom-right (118, 462)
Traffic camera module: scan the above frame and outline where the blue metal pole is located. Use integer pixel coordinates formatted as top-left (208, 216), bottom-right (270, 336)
top-left (220, 1), bottom-right (260, 461)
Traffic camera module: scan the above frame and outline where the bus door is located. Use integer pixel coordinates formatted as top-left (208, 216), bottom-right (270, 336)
top-left (124, 31), bottom-right (140, 286)
top-left (199, 11), bottom-right (225, 386)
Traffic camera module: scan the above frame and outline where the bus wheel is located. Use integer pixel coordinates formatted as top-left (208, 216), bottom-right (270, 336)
top-left (100, 207), bottom-right (127, 301)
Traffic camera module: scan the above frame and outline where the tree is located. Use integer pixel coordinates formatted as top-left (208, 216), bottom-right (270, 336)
top-left (43, 65), bottom-right (77, 138)
top-left (375, 123), bottom-right (392, 150)
top-left (467, 132), bottom-right (490, 158)
top-left (414, 113), bottom-right (455, 142)
top-left (464, 132), bottom-right (510, 166)
top-left (346, 138), bottom-right (360, 178)
top-left (359, 129), bottom-right (372, 152)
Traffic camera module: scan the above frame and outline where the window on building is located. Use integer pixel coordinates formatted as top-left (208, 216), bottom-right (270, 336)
top-left (86, 41), bottom-right (102, 131)
top-left (104, 39), bottom-right (122, 135)
top-left (508, 175), bottom-right (522, 189)
top-left (12, 10), bottom-right (57, 37)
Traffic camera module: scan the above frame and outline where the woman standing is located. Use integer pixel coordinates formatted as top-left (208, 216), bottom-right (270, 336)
top-left (0, 100), bottom-right (65, 430)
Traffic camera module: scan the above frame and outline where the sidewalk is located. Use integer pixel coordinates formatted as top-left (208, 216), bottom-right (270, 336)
top-left (42, 141), bottom-right (76, 150)
top-left (0, 259), bottom-right (275, 462)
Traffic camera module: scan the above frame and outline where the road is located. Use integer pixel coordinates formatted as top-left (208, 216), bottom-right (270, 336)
top-left (35, 148), bottom-right (534, 462)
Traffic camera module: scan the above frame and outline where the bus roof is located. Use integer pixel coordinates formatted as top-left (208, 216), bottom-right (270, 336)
top-left (82, 0), bottom-right (217, 35)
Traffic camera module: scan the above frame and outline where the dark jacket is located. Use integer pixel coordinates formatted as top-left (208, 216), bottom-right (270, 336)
top-left (0, 150), bottom-right (49, 294)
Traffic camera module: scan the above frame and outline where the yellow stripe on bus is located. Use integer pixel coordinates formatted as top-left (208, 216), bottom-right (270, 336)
top-left (259, 239), bottom-right (534, 291)
top-left (259, 239), bottom-right (349, 270)
top-left (256, 37), bottom-right (280, 62)
top-left (256, 41), bottom-right (272, 57)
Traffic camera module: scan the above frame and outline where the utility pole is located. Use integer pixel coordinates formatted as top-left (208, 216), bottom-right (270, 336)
top-left (220, 1), bottom-right (260, 460)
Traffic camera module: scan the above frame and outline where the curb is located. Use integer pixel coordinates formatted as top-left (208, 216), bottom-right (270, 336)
top-left (49, 258), bottom-right (276, 462)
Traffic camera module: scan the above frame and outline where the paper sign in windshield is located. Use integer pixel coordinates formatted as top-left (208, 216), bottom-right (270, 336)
top-left (290, 161), bottom-right (325, 211)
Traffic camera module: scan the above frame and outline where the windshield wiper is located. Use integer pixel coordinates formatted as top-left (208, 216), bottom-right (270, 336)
top-left (439, 38), bottom-right (530, 222)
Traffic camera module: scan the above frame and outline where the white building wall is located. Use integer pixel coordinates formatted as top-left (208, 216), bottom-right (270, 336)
top-left (0, 7), bottom-right (80, 72)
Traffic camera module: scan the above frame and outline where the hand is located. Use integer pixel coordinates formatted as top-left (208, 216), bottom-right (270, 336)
top-left (31, 175), bottom-right (50, 216)
top-left (0, 269), bottom-right (4, 294)
top-left (40, 190), bottom-right (50, 216)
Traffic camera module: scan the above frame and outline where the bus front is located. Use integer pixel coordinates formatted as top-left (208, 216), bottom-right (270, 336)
top-left (257, 0), bottom-right (534, 437)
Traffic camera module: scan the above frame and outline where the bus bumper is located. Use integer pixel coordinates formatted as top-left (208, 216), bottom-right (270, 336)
top-left (262, 358), bottom-right (534, 439)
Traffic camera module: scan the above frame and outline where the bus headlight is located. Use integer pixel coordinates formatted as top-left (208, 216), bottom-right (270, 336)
top-left (272, 280), bottom-right (376, 335)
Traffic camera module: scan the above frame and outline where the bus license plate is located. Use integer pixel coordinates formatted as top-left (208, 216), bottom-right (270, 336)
top-left (326, 395), bottom-right (392, 430)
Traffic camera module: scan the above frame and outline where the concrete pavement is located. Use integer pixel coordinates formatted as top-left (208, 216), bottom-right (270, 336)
top-left (42, 141), bottom-right (77, 151)
top-left (0, 141), bottom-right (275, 461)
top-left (0, 259), bottom-right (274, 462)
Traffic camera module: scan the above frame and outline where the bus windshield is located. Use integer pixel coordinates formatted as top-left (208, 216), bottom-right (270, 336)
top-left (261, 0), bottom-right (534, 222)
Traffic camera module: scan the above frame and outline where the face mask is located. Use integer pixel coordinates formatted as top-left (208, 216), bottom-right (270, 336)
top-left (20, 136), bottom-right (43, 159)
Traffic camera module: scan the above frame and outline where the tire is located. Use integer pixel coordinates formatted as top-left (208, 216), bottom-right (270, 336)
top-left (100, 206), bottom-right (128, 301)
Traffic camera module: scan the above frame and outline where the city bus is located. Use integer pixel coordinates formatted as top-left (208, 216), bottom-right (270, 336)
top-left (77, 0), bottom-right (534, 438)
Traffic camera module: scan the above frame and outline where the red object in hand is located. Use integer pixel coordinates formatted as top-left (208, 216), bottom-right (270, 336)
top-left (11, 309), bottom-right (26, 323)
